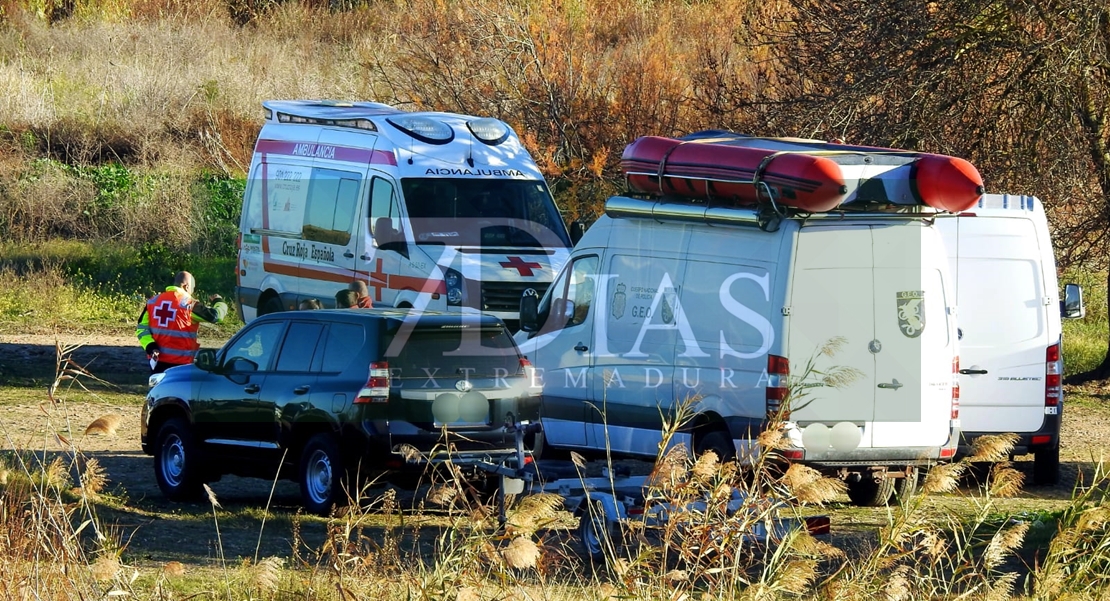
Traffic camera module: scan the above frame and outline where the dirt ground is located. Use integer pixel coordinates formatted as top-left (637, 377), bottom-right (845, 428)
top-left (2, 332), bottom-right (1110, 569)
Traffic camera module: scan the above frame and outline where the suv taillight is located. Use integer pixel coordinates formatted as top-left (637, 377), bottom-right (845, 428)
top-left (766, 354), bottom-right (789, 420)
top-left (357, 361), bottom-right (390, 404)
top-left (951, 356), bottom-right (960, 419)
top-left (1046, 344), bottom-right (1062, 408)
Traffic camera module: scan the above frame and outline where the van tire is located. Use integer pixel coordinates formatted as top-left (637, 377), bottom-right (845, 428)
top-left (847, 475), bottom-right (896, 507)
top-left (893, 469), bottom-right (919, 502)
top-left (259, 296), bottom-right (284, 316)
top-left (1033, 447), bottom-right (1060, 486)
top-left (694, 429), bottom-right (736, 464)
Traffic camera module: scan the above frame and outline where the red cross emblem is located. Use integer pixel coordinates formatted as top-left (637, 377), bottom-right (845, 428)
top-left (500, 256), bottom-right (542, 277)
top-left (368, 258), bottom-right (388, 301)
top-left (152, 300), bottom-right (178, 327)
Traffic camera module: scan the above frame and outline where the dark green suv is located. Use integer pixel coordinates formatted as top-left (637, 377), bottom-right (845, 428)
top-left (141, 309), bottom-right (541, 514)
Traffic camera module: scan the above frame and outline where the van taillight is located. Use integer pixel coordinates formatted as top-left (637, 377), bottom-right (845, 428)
top-left (519, 357), bottom-right (539, 388)
top-left (767, 354), bottom-right (790, 419)
top-left (357, 361), bottom-right (390, 403)
top-left (1046, 344), bottom-right (1062, 407)
top-left (951, 356), bottom-right (960, 419)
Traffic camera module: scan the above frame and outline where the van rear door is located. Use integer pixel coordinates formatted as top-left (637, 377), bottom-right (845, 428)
top-left (869, 223), bottom-right (954, 448)
top-left (941, 216), bottom-right (1049, 434)
top-left (788, 225), bottom-right (878, 439)
top-left (788, 223), bottom-right (953, 449)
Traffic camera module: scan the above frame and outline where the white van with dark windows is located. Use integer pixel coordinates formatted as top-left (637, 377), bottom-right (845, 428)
top-left (517, 197), bottom-right (962, 506)
top-left (935, 194), bottom-right (1084, 485)
top-left (513, 131), bottom-right (989, 506)
top-left (235, 100), bottom-right (572, 329)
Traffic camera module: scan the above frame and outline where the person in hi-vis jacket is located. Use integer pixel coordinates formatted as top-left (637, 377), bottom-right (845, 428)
top-left (137, 271), bottom-right (228, 373)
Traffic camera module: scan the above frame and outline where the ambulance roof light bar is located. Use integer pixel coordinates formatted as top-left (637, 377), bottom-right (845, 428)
top-left (386, 115), bottom-right (455, 144)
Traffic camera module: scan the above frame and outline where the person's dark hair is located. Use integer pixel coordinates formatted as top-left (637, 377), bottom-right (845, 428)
top-left (335, 289), bottom-right (359, 309)
top-left (298, 298), bottom-right (322, 310)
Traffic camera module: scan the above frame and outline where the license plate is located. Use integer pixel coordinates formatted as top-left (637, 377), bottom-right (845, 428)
top-left (1045, 406), bottom-right (1059, 415)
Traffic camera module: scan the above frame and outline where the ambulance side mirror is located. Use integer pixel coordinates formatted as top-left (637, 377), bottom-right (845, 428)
top-left (519, 288), bottom-right (540, 333)
top-left (1062, 283), bottom-right (1085, 319)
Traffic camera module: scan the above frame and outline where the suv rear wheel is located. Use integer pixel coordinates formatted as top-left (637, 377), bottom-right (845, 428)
top-left (154, 418), bottom-right (204, 501)
top-left (299, 434), bottom-right (348, 515)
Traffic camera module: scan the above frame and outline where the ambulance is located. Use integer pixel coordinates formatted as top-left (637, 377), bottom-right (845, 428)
top-left (235, 100), bottom-right (573, 328)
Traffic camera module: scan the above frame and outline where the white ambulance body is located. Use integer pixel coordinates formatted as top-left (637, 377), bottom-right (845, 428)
top-left (236, 100), bottom-right (572, 327)
top-left (935, 194), bottom-right (1084, 485)
top-left (517, 196), bottom-right (961, 506)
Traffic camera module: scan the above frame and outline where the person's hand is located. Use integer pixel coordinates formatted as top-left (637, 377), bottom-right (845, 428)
top-left (209, 294), bottom-right (223, 303)
top-left (145, 342), bottom-right (160, 356)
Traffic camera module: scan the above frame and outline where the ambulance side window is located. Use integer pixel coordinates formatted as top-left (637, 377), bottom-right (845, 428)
top-left (540, 255), bottom-right (598, 332)
top-left (369, 176), bottom-right (402, 245)
top-left (303, 168), bottom-right (360, 246)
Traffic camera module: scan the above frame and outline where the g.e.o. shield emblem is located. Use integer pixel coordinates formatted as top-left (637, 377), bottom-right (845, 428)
top-left (896, 290), bottom-right (926, 338)
top-left (611, 283), bottom-right (626, 320)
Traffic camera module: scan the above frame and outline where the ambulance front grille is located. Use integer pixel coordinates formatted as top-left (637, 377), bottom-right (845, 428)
top-left (481, 282), bottom-right (549, 312)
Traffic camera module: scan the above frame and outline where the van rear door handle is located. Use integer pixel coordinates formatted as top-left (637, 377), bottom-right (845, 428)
top-left (877, 379), bottom-right (903, 390)
top-left (343, 251), bottom-right (355, 258)
top-left (574, 344), bottom-right (589, 352)
top-left (959, 369), bottom-right (988, 375)
top-left (361, 254), bottom-right (372, 261)
top-left (294, 385), bottom-right (311, 395)
top-left (244, 384), bottom-right (260, 394)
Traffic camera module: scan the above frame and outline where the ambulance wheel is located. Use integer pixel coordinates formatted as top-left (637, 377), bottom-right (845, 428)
top-left (694, 429), bottom-right (736, 464)
top-left (846, 474), bottom-right (896, 507)
top-left (1033, 447), bottom-right (1060, 486)
top-left (259, 296), bottom-right (284, 316)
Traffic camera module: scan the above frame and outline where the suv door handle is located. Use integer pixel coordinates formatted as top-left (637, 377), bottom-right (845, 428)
top-left (244, 383), bottom-right (260, 394)
top-left (877, 379), bottom-right (903, 390)
top-left (959, 369), bottom-right (988, 375)
top-left (574, 344), bottom-right (589, 352)
top-left (294, 385), bottom-right (310, 395)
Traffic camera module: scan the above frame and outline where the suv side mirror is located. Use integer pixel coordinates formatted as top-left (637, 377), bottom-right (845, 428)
top-left (194, 349), bottom-right (218, 372)
top-left (570, 220), bottom-right (587, 245)
top-left (519, 288), bottom-right (540, 332)
top-left (226, 357), bottom-right (259, 373)
top-left (1062, 282), bottom-right (1085, 319)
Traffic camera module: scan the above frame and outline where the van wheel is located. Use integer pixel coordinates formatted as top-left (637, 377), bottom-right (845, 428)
top-left (259, 296), bottom-right (284, 316)
top-left (846, 474), bottom-right (896, 507)
top-left (1033, 447), bottom-right (1060, 486)
top-left (299, 434), bottom-right (349, 516)
top-left (893, 469), bottom-right (919, 502)
top-left (694, 429), bottom-right (736, 464)
top-left (578, 499), bottom-right (615, 564)
top-left (153, 418), bottom-right (204, 502)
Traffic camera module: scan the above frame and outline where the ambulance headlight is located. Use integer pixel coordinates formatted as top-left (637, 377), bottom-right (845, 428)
top-left (387, 116), bottom-right (454, 145)
top-left (467, 118), bottom-right (510, 145)
top-left (445, 268), bottom-right (464, 305)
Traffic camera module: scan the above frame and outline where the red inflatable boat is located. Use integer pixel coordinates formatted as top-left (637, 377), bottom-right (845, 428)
top-left (620, 132), bottom-right (984, 213)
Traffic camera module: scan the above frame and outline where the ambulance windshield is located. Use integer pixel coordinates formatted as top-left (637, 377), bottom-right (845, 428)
top-left (401, 178), bottom-right (571, 248)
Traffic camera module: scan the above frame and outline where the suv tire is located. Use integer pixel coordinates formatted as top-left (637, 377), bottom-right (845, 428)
top-left (153, 418), bottom-right (204, 501)
top-left (299, 434), bottom-right (348, 515)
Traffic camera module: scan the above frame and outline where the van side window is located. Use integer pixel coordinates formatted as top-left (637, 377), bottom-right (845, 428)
top-left (368, 176), bottom-right (401, 244)
top-left (275, 322), bottom-right (325, 372)
top-left (254, 162), bottom-right (311, 234)
top-left (541, 255), bottom-right (598, 331)
top-left (303, 168), bottom-right (361, 246)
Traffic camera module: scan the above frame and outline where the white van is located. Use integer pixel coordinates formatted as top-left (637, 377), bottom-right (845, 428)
top-left (235, 100), bottom-right (572, 327)
top-left (935, 194), bottom-right (1084, 485)
top-left (517, 196), bottom-right (961, 506)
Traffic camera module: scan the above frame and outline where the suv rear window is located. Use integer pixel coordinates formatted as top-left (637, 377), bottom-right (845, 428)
top-left (386, 326), bottom-right (519, 379)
